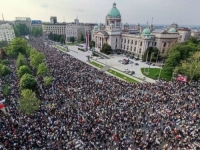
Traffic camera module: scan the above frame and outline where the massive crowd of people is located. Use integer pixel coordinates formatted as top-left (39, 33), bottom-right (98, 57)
top-left (0, 37), bottom-right (200, 150)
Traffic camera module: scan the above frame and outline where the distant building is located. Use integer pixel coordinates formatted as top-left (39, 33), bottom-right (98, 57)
top-left (31, 20), bottom-right (42, 30)
top-left (0, 23), bottom-right (15, 42)
top-left (191, 30), bottom-right (200, 41)
top-left (91, 3), bottom-right (179, 58)
top-left (14, 17), bottom-right (32, 30)
top-left (42, 22), bottom-right (66, 35)
top-left (177, 28), bottom-right (191, 42)
top-left (50, 16), bottom-right (57, 24)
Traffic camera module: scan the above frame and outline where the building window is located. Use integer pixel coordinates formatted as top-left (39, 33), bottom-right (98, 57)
top-left (115, 45), bottom-right (117, 49)
top-left (124, 45), bottom-right (125, 49)
top-left (116, 38), bottom-right (117, 43)
top-left (128, 40), bottom-right (129, 44)
top-left (125, 39), bottom-right (126, 43)
top-left (134, 47), bottom-right (136, 52)
top-left (163, 42), bottom-right (166, 47)
top-left (131, 40), bottom-right (133, 44)
top-left (135, 41), bottom-right (137, 45)
top-left (140, 42), bottom-right (142, 46)
top-left (121, 39), bottom-right (123, 43)
top-left (127, 46), bottom-right (129, 50)
top-left (139, 49), bottom-right (141, 53)
top-left (131, 46), bottom-right (132, 51)
top-left (162, 49), bottom-right (165, 53)
top-left (154, 42), bottom-right (157, 46)
top-left (121, 44), bottom-right (122, 48)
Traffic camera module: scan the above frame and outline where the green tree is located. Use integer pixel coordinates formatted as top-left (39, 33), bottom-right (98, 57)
top-left (80, 33), bottom-right (84, 42)
top-left (17, 65), bottom-right (32, 78)
top-left (16, 53), bottom-right (26, 69)
top-left (4, 38), bottom-right (28, 57)
top-left (0, 64), bottom-right (11, 77)
top-left (70, 36), bottom-right (75, 43)
top-left (0, 49), bottom-right (6, 59)
top-left (32, 28), bottom-right (43, 37)
top-left (15, 24), bottom-right (30, 35)
top-left (180, 51), bottom-right (200, 81)
top-left (44, 76), bottom-right (53, 86)
top-left (101, 43), bottom-right (112, 55)
top-left (0, 41), bottom-right (8, 49)
top-left (30, 50), bottom-right (45, 69)
top-left (14, 27), bottom-right (20, 37)
top-left (37, 63), bottom-right (49, 77)
top-left (90, 41), bottom-right (95, 49)
top-left (142, 47), bottom-right (159, 62)
top-left (20, 74), bottom-right (37, 91)
top-left (19, 89), bottom-right (40, 114)
top-left (60, 36), bottom-right (65, 44)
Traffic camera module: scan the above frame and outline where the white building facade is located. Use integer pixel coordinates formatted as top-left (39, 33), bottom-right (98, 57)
top-left (0, 23), bottom-right (15, 42)
top-left (92, 3), bottom-right (179, 58)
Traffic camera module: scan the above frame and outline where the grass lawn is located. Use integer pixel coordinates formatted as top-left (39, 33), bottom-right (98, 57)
top-left (90, 61), bottom-right (104, 68)
top-left (54, 45), bottom-right (68, 52)
top-left (108, 69), bottom-right (139, 83)
top-left (141, 68), bottom-right (172, 81)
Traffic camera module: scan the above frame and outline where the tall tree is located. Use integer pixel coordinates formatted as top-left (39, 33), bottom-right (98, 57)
top-left (101, 43), bottom-right (112, 55)
top-left (20, 74), bottom-right (37, 91)
top-left (180, 51), bottom-right (200, 81)
top-left (142, 47), bottom-right (159, 62)
top-left (30, 50), bottom-right (45, 69)
top-left (19, 89), bottom-right (40, 114)
top-left (70, 36), bottom-right (75, 43)
top-left (17, 65), bottom-right (32, 78)
top-left (0, 64), bottom-right (11, 77)
top-left (4, 38), bottom-right (28, 57)
top-left (37, 63), bottom-right (49, 77)
top-left (16, 53), bottom-right (27, 69)
top-left (60, 36), bottom-right (65, 44)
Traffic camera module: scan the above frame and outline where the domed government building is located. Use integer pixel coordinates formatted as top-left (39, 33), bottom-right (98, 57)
top-left (91, 3), bottom-right (179, 58)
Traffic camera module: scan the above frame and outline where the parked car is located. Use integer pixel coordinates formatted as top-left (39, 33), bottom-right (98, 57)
top-left (135, 63), bottom-right (139, 65)
top-left (152, 63), bottom-right (155, 66)
top-left (131, 71), bottom-right (135, 75)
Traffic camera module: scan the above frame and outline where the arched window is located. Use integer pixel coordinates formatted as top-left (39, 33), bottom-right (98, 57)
top-left (164, 42), bottom-right (166, 47)
top-left (140, 42), bottom-right (143, 46)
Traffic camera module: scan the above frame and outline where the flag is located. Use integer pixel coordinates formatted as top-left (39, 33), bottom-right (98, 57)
top-left (85, 31), bottom-right (88, 50)
top-left (0, 103), bottom-right (5, 110)
top-left (176, 74), bottom-right (188, 83)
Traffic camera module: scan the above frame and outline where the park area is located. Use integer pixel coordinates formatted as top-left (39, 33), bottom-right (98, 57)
top-left (141, 68), bottom-right (172, 81)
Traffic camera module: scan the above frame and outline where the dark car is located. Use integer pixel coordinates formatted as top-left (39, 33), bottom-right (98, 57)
top-left (135, 63), bottom-right (139, 65)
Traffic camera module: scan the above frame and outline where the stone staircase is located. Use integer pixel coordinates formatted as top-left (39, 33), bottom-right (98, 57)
top-left (100, 65), bottom-right (111, 72)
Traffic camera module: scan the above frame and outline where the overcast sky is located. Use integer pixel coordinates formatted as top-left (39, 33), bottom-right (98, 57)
top-left (0, 0), bottom-right (199, 25)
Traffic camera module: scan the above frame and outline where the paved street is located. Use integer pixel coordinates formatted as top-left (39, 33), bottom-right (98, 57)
top-left (66, 45), bottom-right (159, 83)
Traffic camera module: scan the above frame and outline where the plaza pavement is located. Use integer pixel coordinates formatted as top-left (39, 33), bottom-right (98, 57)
top-left (57, 45), bottom-right (159, 83)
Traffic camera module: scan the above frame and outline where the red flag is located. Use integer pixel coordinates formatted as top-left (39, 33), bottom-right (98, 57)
top-left (0, 103), bottom-right (5, 109)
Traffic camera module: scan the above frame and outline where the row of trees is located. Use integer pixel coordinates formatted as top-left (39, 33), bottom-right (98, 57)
top-left (3, 38), bottom-right (52, 114)
top-left (32, 28), bottom-right (43, 37)
top-left (48, 32), bottom-right (65, 44)
top-left (14, 24), bottom-right (30, 37)
top-left (163, 37), bottom-right (200, 81)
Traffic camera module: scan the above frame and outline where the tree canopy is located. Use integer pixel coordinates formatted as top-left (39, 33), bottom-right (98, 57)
top-left (14, 24), bottom-right (30, 36)
top-left (37, 63), bottom-right (49, 77)
top-left (4, 38), bottom-right (28, 57)
top-left (60, 36), bottom-right (65, 44)
top-left (44, 76), bottom-right (53, 86)
top-left (0, 64), bottom-right (11, 77)
top-left (30, 49), bottom-right (45, 69)
top-left (32, 28), bottom-right (43, 37)
top-left (16, 52), bottom-right (27, 69)
top-left (101, 43), bottom-right (112, 55)
top-left (19, 89), bottom-right (40, 114)
top-left (164, 38), bottom-right (200, 74)
top-left (20, 73), bottom-right (37, 91)
top-left (70, 36), bottom-right (75, 43)
top-left (17, 65), bottom-right (32, 78)
top-left (142, 47), bottom-right (159, 62)
top-left (90, 41), bottom-right (95, 49)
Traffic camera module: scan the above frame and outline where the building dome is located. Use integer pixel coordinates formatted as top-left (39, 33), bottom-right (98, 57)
top-left (93, 25), bottom-right (98, 30)
top-left (142, 28), bottom-right (151, 35)
top-left (108, 3), bottom-right (121, 18)
top-left (124, 23), bottom-right (129, 26)
top-left (168, 27), bottom-right (176, 33)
